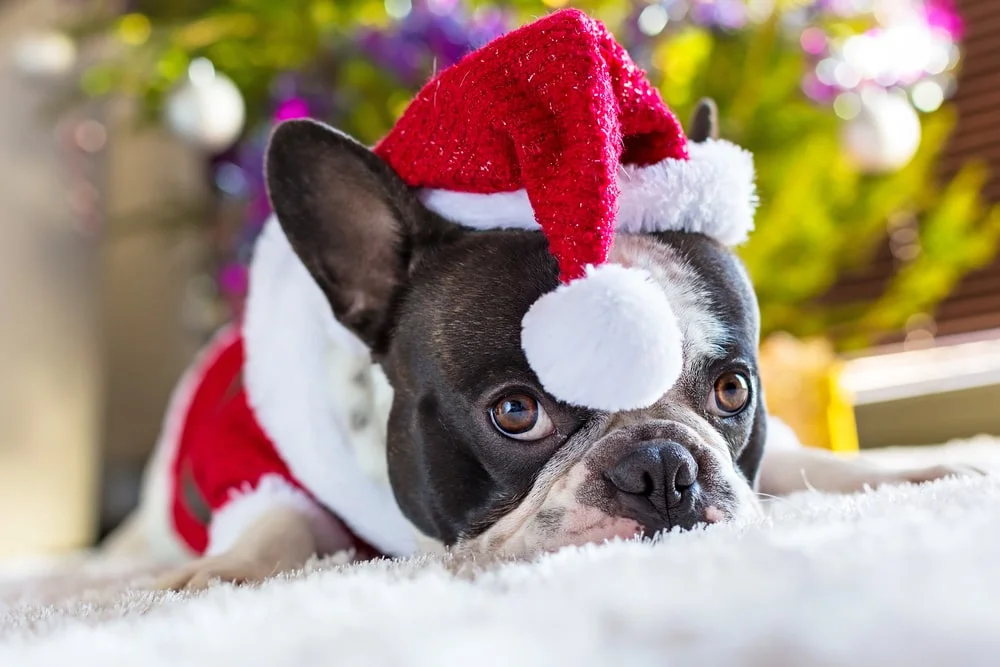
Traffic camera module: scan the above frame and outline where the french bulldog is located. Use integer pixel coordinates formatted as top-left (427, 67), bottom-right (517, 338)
top-left (147, 102), bottom-right (979, 590)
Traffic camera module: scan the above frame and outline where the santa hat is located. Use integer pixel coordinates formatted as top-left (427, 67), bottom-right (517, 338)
top-left (374, 8), bottom-right (757, 412)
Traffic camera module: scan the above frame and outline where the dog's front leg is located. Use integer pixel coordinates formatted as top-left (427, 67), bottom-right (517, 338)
top-left (155, 505), bottom-right (348, 592)
top-left (758, 444), bottom-right (985, 497)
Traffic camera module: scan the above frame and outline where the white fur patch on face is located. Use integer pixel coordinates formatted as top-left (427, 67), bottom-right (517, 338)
top-left (609, 237), bottom-right (730, 367)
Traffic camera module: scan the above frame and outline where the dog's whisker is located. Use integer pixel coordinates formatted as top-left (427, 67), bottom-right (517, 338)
top-left (799, 469), bottom-right (819, 493)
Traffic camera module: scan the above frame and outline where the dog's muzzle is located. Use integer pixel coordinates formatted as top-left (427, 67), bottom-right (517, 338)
top-left (605, 440), bottom-right (701, 533)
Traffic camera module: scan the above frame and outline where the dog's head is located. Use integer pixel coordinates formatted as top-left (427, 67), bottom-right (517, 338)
top-left (264, 102), bottom-right (765, 557)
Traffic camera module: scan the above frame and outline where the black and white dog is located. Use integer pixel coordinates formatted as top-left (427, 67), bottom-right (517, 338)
top-left (129, 103), bottom-right (977, 590)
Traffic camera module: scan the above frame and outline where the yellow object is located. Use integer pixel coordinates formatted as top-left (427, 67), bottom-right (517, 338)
top-left (117, 13), bottom-right (151, 46)
top-left (758, 333), bottom-right (859, 453)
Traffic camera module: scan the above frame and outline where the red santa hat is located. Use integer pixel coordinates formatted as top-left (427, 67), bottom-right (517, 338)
top-left (374, 8), bottom-right (757, 412)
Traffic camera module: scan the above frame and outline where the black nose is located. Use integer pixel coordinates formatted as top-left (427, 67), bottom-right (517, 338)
top-left (607, 441), bottom-right (699, 520)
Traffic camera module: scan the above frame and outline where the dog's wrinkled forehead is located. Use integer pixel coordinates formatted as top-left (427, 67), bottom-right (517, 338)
top-left (393, 231), bottom-right (553, 393)
top-left (608, 234), bottom-right (753, 366)
top-left (392, 228), bottom-right (759, 394)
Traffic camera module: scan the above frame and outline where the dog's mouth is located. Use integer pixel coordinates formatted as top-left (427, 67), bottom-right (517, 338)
top-left (555, 513), bottom-right (645, 548)
top-left (557, 505), bottom-right (732, 548)
top-left (459, 493), bottom-right (740, 559)
top-left (516, 500), bottom-right (738, 555)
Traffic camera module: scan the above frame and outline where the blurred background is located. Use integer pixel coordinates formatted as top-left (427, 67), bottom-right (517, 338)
top-left (0, 0), bottom-right (998, 560)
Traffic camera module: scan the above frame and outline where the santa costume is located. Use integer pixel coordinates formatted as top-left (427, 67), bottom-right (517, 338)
top-left (125, 8), bottom-right (758, 561)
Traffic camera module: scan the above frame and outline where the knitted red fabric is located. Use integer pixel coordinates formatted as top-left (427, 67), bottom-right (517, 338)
top-left (373, 8), bottom-right (688, 283)
top-left (168, 334), bottom-right (308, 554)
top-left (162, 330), bottom-right (381, 558)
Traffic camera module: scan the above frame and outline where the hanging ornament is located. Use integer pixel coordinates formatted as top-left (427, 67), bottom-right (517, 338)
top-left (12, 31), bottom-right (77, 78)
top-left (840, 90), bottom-right (921, 173)
top-left (164, 58), bottom-right (246, 153)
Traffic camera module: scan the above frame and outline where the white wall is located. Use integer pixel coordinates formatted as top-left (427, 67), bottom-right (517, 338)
top-left (0, 0), bottom-right (210, 559)
top-left (0, 0), bottom-right (100, 558)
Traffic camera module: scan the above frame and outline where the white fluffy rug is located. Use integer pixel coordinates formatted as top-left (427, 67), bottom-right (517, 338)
top-left (2, 437), bottom-right (1000, 667)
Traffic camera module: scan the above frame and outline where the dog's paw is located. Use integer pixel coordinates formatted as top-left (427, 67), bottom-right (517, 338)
top-left (883, 463), bottom-right (988, 487)
top-left (153, 555), bottom-right (281, 592)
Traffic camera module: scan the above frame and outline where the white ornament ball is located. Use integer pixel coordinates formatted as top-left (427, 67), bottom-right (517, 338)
top-left (841, 92), bottom-right (922, 174)
top-left (164, 60), bottom-right (246, 153)
top-left (12, 31), bottom-right (77, 78)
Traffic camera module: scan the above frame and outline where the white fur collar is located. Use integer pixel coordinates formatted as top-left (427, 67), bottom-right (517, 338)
top-left (241, 216), bottom-right (419, 556)
top-left (419, 139), bottom-right (757, 247)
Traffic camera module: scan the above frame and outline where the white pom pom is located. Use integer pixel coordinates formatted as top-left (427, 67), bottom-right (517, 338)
top-left (521, 264), bottom-right (683, 411)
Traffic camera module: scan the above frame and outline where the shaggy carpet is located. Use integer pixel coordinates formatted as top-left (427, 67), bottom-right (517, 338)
top-left (2, 437), bottom-right (1000, 667)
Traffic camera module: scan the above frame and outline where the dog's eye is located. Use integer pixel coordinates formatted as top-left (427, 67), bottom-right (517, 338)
top-left (708, 372), bottom-right (750, 416)
top-left (490, 393), bottom-right (555, 441)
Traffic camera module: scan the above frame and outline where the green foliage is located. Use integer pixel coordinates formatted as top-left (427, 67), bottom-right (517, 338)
top-left (72, 0), bottom-right (380, 126)
top-left (69, 0), bottom-right (1000, 350)
top-left (651, 21), bottom-right (1000, 349)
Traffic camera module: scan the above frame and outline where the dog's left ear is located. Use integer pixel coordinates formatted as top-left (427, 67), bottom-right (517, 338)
top-left (265, 119), bottom-right (451, 355)
top-left (687, 98), bottom-right (719, 143)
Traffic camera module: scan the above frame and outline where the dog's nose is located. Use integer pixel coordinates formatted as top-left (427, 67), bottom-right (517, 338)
top-left (607, 441), bottom-right (698, 518)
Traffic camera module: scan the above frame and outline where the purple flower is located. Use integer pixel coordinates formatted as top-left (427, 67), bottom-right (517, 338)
top-left (924, 0), bottom-right (963, 40)
top-left (469, 7), bottom-right (509, 46)
top-left (688, 1), bottom-right (718, 27)
top-left (356, 1), bottom-right (511, 84)
top-left (357, 29), bottom-right (425, 84)
top-left (219, 262), bottom-right (249, 297)
top-left (801, 72), bottom-right (838, 103)
top-left (424, 0), bottom-right (459, 15)
top-left (274, 97), bottom-right (311, 122)
top-left (715, 0), bottom-right (748, 30)
top-left (799, 27), bottom-right (828, 56)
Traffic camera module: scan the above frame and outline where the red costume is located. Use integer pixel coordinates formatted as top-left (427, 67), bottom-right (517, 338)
top-left (166, 327), bottom-right (308, 555)
top-left (142, 219), bottom-right (418, 560)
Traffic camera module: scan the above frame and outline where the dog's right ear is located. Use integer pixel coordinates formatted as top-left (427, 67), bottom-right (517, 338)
top-left (687, 98), bottom-right (719, 143)
top-left (265, 120), bottom-right (445, 355)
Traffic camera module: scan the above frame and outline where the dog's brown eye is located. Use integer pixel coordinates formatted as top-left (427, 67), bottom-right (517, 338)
top-left (709, 372), bottom-right (750, 416)
top-left (490, 393), bottom-right (555, 441)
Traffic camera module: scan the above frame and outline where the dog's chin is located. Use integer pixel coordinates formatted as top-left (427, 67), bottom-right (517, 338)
top-left (455, 502), bottom-right (751, 560)
top-left (551, 500), bottom-right (759, 551)
top-left (455, 515), bottom-right (645, 559)
top-left (554, 512), bottom-right (645, 550)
